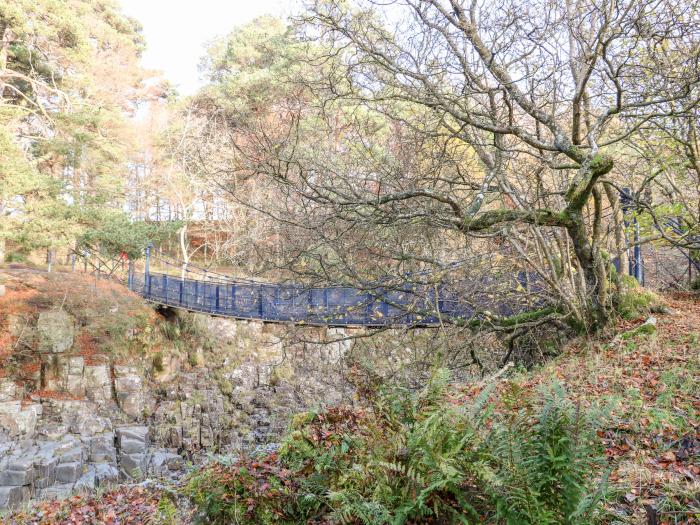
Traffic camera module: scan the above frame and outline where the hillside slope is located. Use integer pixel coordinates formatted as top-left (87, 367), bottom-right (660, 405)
top-left (522, 294), bottom-right (699, 523)
top-left (3, 289), bottom-right (698, 524)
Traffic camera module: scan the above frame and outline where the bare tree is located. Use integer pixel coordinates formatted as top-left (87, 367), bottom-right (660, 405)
top-left (283, 0), bottom-right (700, 328)
top-left (184, 2), bottom-right (700, 335)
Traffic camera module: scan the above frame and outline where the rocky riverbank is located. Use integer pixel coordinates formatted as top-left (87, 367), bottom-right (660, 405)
top-left (0, 270), bottom-right (357, 511)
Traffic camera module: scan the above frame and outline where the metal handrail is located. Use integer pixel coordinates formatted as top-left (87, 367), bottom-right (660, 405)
top-left (129, 269), bottom-right (538, 327)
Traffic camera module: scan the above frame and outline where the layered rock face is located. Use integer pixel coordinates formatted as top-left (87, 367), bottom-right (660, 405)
top-left (0, 273), bottom-right (356, 510)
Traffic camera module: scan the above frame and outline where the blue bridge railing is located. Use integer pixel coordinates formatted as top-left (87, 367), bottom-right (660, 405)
top-left (128, 270), bottom-right (536, 327)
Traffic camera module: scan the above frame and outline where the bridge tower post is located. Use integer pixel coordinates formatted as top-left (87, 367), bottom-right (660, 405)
top-left (145, 244), bottom-right (152, 298)
top-left (621, 188), bottom-right (644, 284)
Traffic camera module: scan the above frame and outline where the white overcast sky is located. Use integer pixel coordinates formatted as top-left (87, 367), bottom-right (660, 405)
top-left (119, 0), bottom-right (297, 95)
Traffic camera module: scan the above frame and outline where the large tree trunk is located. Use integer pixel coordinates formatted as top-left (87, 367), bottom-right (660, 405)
top-left (566, 213), bottom-right (611, 331)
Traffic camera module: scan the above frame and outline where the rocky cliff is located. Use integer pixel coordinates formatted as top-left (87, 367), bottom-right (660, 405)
top-left (0, 271), bottom-right (358, 510)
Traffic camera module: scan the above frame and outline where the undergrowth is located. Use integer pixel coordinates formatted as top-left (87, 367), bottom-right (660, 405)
top-left (616, 276), bottom-right (659, 320)
top-left (159, 311), bottom-right (213, 353)
top-left (186, 370), bottom-right (608, 524)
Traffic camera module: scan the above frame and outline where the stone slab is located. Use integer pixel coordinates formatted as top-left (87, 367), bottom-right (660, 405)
top-left (55, 461), bottom-right (82, 484)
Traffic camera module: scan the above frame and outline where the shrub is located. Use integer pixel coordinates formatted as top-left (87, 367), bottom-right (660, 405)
top-left (616, 276), bottom-right (658, 319)
top-left (5, 251), bottom-right (28, 264)
top-left (155, 495), bottom-right (179, 525)
top-left (159, 312), bottom-right (213, 351)
top-left (152, 351), bottom-right (164, 373)
top-left (187, 455), bottom-right (300, 524)
top-left (186, 371), bottom-right (608, 524)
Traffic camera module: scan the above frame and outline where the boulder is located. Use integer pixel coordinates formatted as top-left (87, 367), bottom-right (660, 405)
top-left (70, 413), bottom-right (111, 436)
top-left (37, 423), bottom-right (69, 441)
top-left (33, 455), bottom-right (58, 484)
top-left (57, 446), bottom-right (83, 464)
top-left (116, 427), bottom-right (149, 479)
top-left (65, 356), bottom-right (84, 375)
top-left (37, 309), bottom-right (75, 353)
top-left (0, 485), bottom-right (27, 509)
top-left (31, 445), bottom-right (58, 488)
top-left (33, 476), bottom-right (53, 489)
top-left (94, 463), bottom-right (119, 487)
top-left (119, 453), bottom-right (146, 479)
top-left (0, 468), bottom-right (33, 486)
top-left (73, 466), bottom-right (96, 492)
top-left (64, 357), bottom-right (86, 397)
top-left (116, 426), bottom-right (149, 445)
top-left (119, 437), bottom-right (147, 455)
top-left (8, 455), bottom-right (34, 472)
top-left (0, 401), bottom-right (41, 438)
top-left (88, 433), bottom-right (116, 463)
top-left (114, 368), bottom-right (145, 417)
top-left (55, 461), bottom-right (82, 483)
top-left (53, 436), bottom-right (81, 459)
top-left (0, 380), bottom-right (19, 402)
top-left (38, 483), bottom-right (73, 501)
top-left (84, 364), bottom-right (112, 403)
top-left (149, 451), bottom-right (184, 477)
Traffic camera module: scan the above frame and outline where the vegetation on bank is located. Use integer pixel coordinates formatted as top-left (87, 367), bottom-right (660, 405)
top-left (0, 270), bottom-right (212, 394)
top-left (186, 373), bottom-right (608, 525)
top-left (183, 293), bottom-right (698, 525)
top-left (1, 279), bottom-right (697, 524)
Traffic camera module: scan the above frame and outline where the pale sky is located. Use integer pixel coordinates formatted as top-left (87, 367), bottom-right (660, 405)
top-left (119, 0), bottom-right (296, 95)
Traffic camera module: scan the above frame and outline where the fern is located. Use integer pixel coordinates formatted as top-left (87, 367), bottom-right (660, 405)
top-left (186, 370), bottom-right (607, 525)
top-left (484, 382), bottom-right (607, 524)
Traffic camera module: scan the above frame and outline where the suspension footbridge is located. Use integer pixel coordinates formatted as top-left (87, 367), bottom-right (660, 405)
top-left (125, 249), bottom-right (537, 327)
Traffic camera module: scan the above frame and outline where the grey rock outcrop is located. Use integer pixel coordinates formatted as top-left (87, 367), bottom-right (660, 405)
top-left (0, 401), bottom-right (41, 439)
top-left (0, 308), bottom-right (357, 510)
top-left (114, 366), bottom-right (146, 418)
top-left (116, 426), bottom-right (149, 480)
top-left (37, 309), bottom-right (75, 354)
top-left (0, 426), bottom-right (183, 510)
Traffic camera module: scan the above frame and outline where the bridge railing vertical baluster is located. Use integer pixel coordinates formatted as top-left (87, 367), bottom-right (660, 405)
top-left (145, 245), bottom-right (151, 299)
top-left (258, 286), bottom-right (264, 319)
top-left (307, 288), bottom-right (312, 323)
top-left (215, 284), bottom-right (220, 313)
top-left (163, 274), bottom-right (168, 303)
top-left (274, 287), bottom-right (280, 321)
top-left (230, 284), bottom-right (236, 315)
top-left (365, 290), bottom-right (374, 325)
top-left (380, 289), bottom-right (389, 325)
